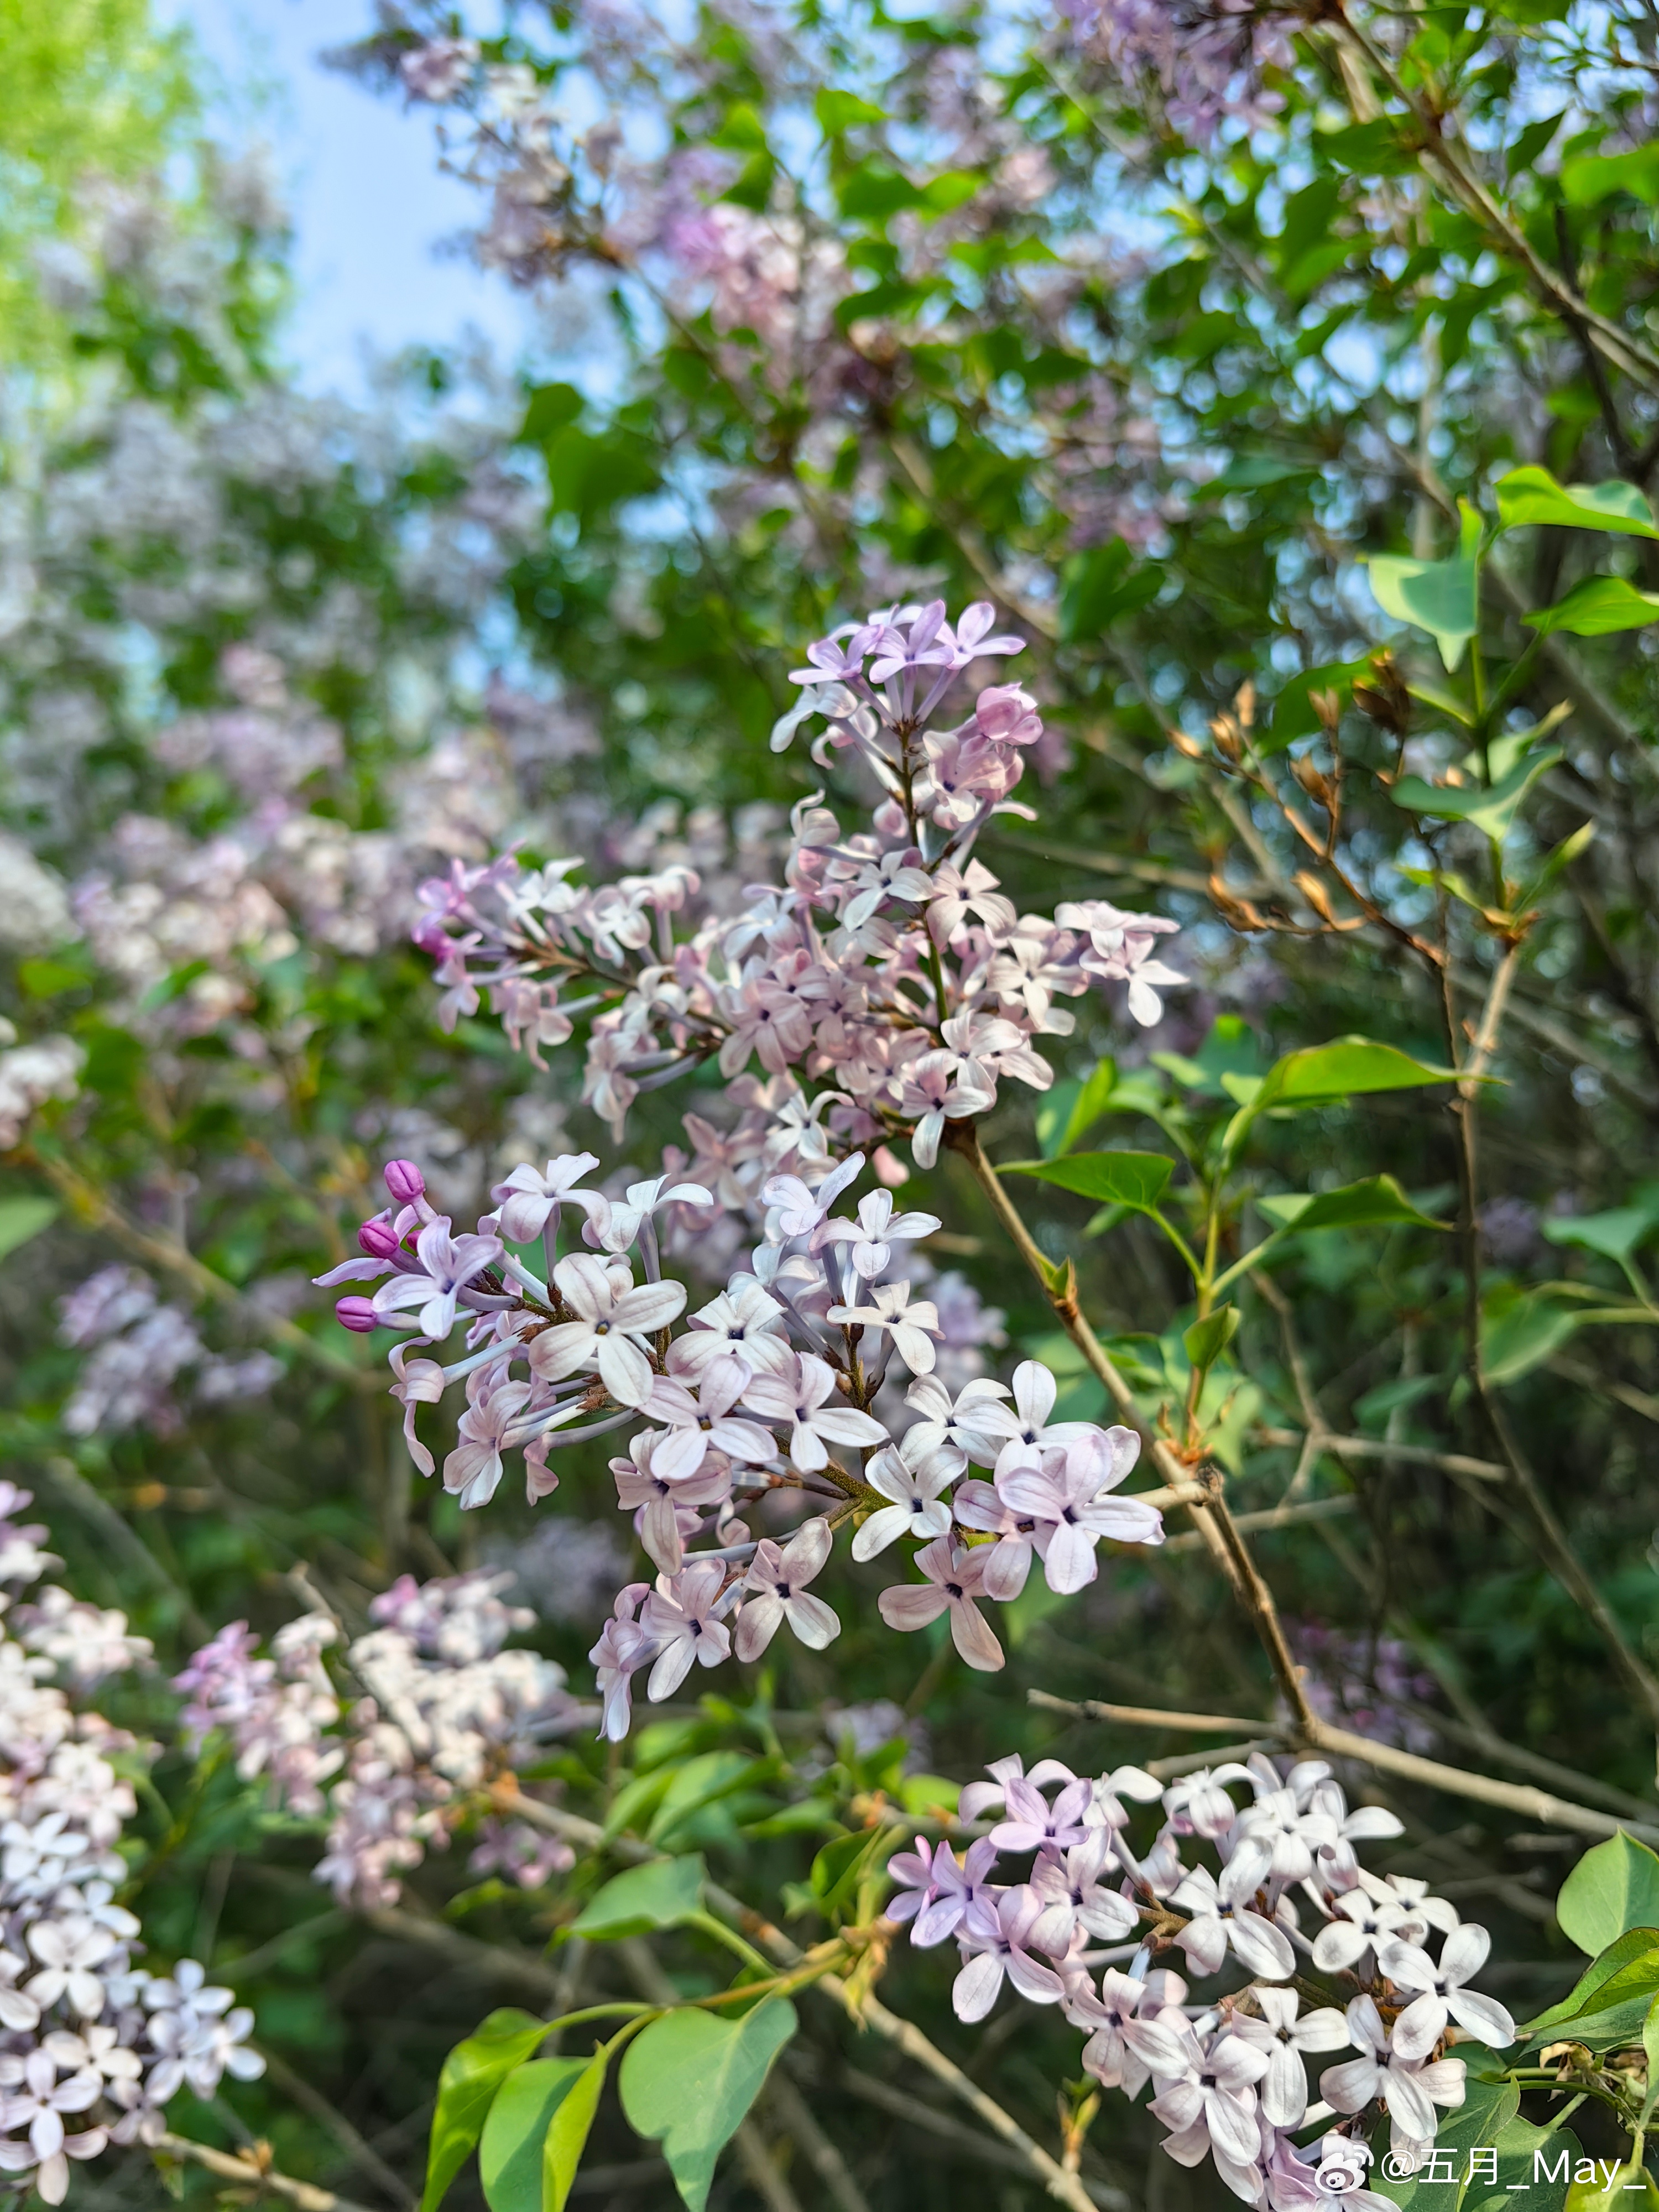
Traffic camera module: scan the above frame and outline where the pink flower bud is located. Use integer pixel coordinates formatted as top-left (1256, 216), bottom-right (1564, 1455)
top-left (974, 682), bottom-right (1042, 745)
top-left (384, 1159), bottom-right (425, 1203)
top-left (358, 1218), bottom-right (403, 1260)
top-left (336, 1296), bottom-right (378, 1333)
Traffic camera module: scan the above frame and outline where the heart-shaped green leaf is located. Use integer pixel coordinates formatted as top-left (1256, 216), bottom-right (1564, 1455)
top-left (479, 2060), bottom-right (591, 2212)
top-left (421, 2010), bottom-right (550, 2212)
top-left (1256, 1175), bottom-right (1448, 1233)
top-left (1496, 466), bottom-right (1659, 538)
top-left (1557, 1833), bottom-right (1659, 1956)
top-left (1004, 1150), bottom-right (1175, 1209)
top-left (1526, 573), bottom-right (1659, 635)
top-left (568, 1855), bottom-right (705, 1941)
top-left (619, 1999), bottom-right (797, 2212)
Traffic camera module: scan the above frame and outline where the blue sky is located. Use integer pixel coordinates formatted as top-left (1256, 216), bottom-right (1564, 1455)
top-left (160, 0), bottom-right (541, 393)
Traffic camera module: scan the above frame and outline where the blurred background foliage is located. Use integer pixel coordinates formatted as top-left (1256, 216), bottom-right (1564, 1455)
top-left (4, 0), bottom-right (1659, 2201)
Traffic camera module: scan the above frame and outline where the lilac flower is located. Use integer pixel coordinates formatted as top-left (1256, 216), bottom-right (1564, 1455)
top-left (1127, 2019), bottom-right (1269, 2169)
top-left (1055, 898), bottom-right (1187, 1027)
top-left (489, 1154), bottom-right (602, 1243)
top-left (640, 1563), bottom-right (736, 1700)
top-left (1319, 1995), bottom-right (1466, 2152)
top-left (1028, 1833), bottom-right (1138, 1953)
top-left (734, 1519), bottom-right (840, 1659)
top-left (957, 1753), bottom-right (1078, 1823)
top-left (367, 1219), bottom-right (504, 1342)
top-left (1073, 1968), bottom-right (1168, 2092)
top-left (1230, 1988), bottom-right (1349, 2127)
top-left (982, 1360), bottom-right (1097, 1477)
top-left (953, 1888), bottom-right (1067, 2021)
top-left (1167, 1864), bottom-right (1295, 1980)
top-left (995, 1430), bottom-right (1161, 1593)
top-left (740, 1352), bottom-right (887, 1472)
top-left (877, 1538), bottom-right (1004, 1671)
top-left (990, 1775), bottom-right (1095, 1855)
top-left (589, 1585), bottom-right (654, 1743)
top-left (903, 1374), bottom-right (1014, 1463)
top-left (760, 1151), bottom-right (863, 1241)
top-left (24, 1918), bottom-right (117, 2017)
top-left (950, 1477), bottom-right (1036, 1599)
top-left (643, 1355), bottom-right (776, 1481)
top-left (1310, 1881), bottom-right (1429, 1974)
top-left (442, 1363), bottom-right (533, 1510)
top-left (821, 1188), bottom-right (943, 1280)
top-left (850, 1431), bottom-right (962, 1559)
top-left (827, 1279), bottom-right (942, 1374)
top-left (611, 1433), bottom-right (730, 1575)
top-left (528, 1254), bottom-right (685, 1407)
top-left (1376, 1925), bottom-right (1515, 2059)
top-left (679, 1280), bottom-right (794, 1377)
top-left (911, 1840), bottom-right (1000, 1947)
top-left (0, 2049), bottom-right (102, 2200)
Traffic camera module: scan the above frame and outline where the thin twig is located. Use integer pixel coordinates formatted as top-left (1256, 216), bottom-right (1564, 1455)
top-left (152, 2133), bottom-right (379, 2212)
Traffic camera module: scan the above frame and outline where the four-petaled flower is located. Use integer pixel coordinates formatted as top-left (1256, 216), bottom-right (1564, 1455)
top-left (734, 1519), bottom-right (841, 1660)
top-left (528, 1254), bottom-right (686, 1407)
top-left (877, 1538), bottom-right (1004, 1671)
top-left (851, 1430), bottom-right (962, 1559)
top-left (740, 1352), bottom-right (887, 1474)
top-left (827, 1280), bottom-right (942, 1374)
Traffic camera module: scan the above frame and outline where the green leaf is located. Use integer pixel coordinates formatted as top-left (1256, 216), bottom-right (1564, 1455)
top-left (544, 2048), bottom-right (608, 2212)
top-left (479, 2060), bottom-right (590, 2212)
top-left (1182, 1303), bottom-right (1240, 1374)
top-left (1262, 651), bottom-right (1381, 753)
top-left (808, 1826), bottom-right (901, 1921)
top-left (1366, 501), bottom-right (1483, 669)
top-left (1372, 2049), bottom-right (1580, 2208)
top-left (1561, 143), bottom-right (1659, 207)
top-left (1525, 574), bottom-right (1659, 636)
top-left (1390, 748), bottom-right (1562, 844)
top-left (1005, 1150), bottom-right (1175, 1209)
top-left (815, 88), bottom-right (885, 133)
top-left (1057, 538), bottom-right (1162, 643)
top-left (1542, 1204), bottom-right (1659, 1265)
top-left (1481, 1287), bottom-right (1582, 1386)
top-left (0, 1197), bottom-right (57, 1266)
top-left (1558, 1834), bottom-right (1659, 1956)
top-left (518, 383), bottom-right (582, 443)
top-left (421, 2011), bottom-right (550, 2212)
top-left (1262, 1037), bottom-right (1459, 1108)
top-left (1522, 1927), bottom-right (1659, 2042)
top-left (1564, 2158), bottom-right (1659, 2209)
top-left (1256, 1175), bottom-right (1448, 1234)
top-left (1495, 466), bottom-right (1659, 540)
top-left (618, 1999), bottom-right (798, 2212)
top-left (645, 1752), bottom-right (756, 1844)
top-left (568, 1855), bottom-right (705, 1942)
top-left (1036, 1059), bottom-right (1118, 1157)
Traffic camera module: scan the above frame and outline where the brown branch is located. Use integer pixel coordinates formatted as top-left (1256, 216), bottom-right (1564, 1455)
top-left (152, 2134), bottom-right (380, 2212)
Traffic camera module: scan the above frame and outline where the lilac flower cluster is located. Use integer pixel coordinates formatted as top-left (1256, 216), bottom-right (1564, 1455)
top-left (175, 1572), bottom-right (582, 1910)
top-left (317, 1149), bottom-right (1166, 1739)
top-left (56, 1268), bottom-right (281, 1439)
top-left (414, 602), bottom-right (1182, 1154)
top-left (1062, 0), bottom-right (1297, 143)
top-left (892, 1749), bottom-right (1514, 2203)
top-left (0, 1484), bottom-right (262, 2204)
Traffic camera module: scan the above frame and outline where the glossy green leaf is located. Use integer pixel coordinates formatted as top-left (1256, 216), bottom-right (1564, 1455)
top-left (618, 1999), bottom-right (797, 2212)
top-left (1391, 747), bottom-right (1562, 844)
top-left (544, 2048), bottom-right (609, 2212)
top-left (421, 2010), bottom-right (550, 2212)
top-left (479, 2060), bottom-right (590, 2212)
top-left (568, 1854), bottom-right (705, 1942)
top-left (1481, 1287), bottom-right (1582, 1386)
top-left (1366, 500), bottom-right (1482, 669)
top-left (0, 1197), bottom-right (56, 1265)
top-left (1561, 143), bottom-right (1659, 206)
top-left (1541, 1204), bottom-right (1659, 1265)
top-left (1005, 1150), bottom-right (1175, 1209)
top-left (1256, 1175), bottom-right (1448, 1234)
top-left (1182, 1303), bottom-right (1240, 1374)
top-left (1373, 2052), bottom-right (1578, 2209)
top-left (1261, 1037), bottom-right (1459, 1108)
top-left (1525, 574), bottom-right (1659, 636)
top-left (1524, 1929), bottom-right (1659, 2055)
top-left (1496, 466), bottom-right (1659, 539)
top-left (1558, 1834), bottom-right (1659, 1956)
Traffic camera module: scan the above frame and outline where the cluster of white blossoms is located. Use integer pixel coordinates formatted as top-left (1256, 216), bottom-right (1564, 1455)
top-left (175, 1571), bottom-right (583, 1909)
top-left (321, 1144), bottom-right (1167, 1740)
top-left (891, 1750), bottom-right (1514, 2206)
top-left (0, 1484), bottom-right (262, 2203)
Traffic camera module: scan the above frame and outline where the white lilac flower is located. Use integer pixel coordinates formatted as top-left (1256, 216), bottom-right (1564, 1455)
top-left (528, 1254), bottom-right (686, 1407)
top-left (821, 1188), bottom-right (942, 1279)
top-left (489, 1154), bottom-right (603, 1244)
top-left (1167, 1864), bottom-right (1296, 1980)
top-left (24, 1918), bottom-right (116, 2017)
top-left (1319, 1994), bottom-right (1467, 2151)
top-left (877, 1538), bottom-right (1003, 1671)
top-left (1027, 1833), bottom-right (1138, 1954)
top-left (1126, 2020), bottom-right (1269, 2171)
top-left (1310, 1880), bottom-right (1428, 1974)
top-left (826, 1280), bottom-right (943, 1374)
top-left (994, 1430), bottom-right (1160, 1593)
top-left (1376, 1924), bottom-right (1516, 2059)
top-left (640, 1562), bottom-right (735, 1700)
top-left (989, 1775), bottom-right (1094, 1855)
top-left (739, 1352), bottom-right (887, 1473)
top-left (678, 1280), bottom-right (794, 1378)
top-left (849, 1430), bottom-right (962, 1559)
top-left (733, 1520), bottom-right (840, 1660)
top-left (371, 1219), bottom-right (504, 1341)
top-left (1230, 1987), bottom-right (1350, 2127)
top-left (902, 1374), bottom-right (1014, 1464)
top-left (643, 1355), bottom-right (776, 1481)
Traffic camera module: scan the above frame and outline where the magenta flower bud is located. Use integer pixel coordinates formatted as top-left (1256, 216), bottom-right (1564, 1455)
top-left (358, 1217), bottom-right (403, 1260)
top-left (336, 1296), bottom-right (378, 1333)
top-left (384, 1159), bottom-right (425, 1203)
